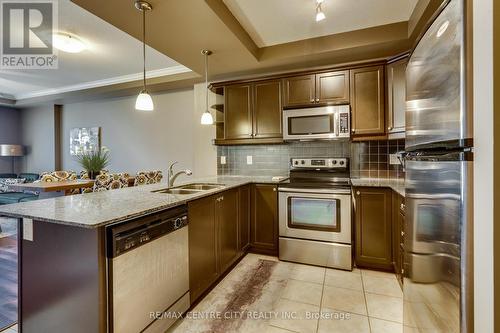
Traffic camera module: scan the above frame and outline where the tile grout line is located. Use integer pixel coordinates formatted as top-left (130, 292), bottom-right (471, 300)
top-left (315, 268), bottom-right (326, 333)
top-left (360, 271), bottom-right (373, 333)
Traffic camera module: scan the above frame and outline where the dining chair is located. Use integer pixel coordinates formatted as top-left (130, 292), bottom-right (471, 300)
top-left (134, 170), bottom-right (163, 186)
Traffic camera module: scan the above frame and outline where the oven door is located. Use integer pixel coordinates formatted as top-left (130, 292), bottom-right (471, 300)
top-left (278, 188), bottom-right (351, 244)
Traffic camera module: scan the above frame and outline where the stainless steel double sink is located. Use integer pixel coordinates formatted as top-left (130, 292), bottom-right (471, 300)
top-left (153, 183), bottom-right (225, 195)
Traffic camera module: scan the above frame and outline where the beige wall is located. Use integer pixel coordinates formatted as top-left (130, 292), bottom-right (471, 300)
top-left (61, 89), bottom-right (195, 178)
top-left (192, 82), bottom-right (217, 177)
top-left (20, 104), bottom-right (55, 174)
top-left (473, 0), bottom-right (494, 332)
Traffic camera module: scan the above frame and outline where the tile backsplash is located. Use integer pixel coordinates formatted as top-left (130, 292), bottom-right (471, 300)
top-left (217, 141), bottom-right (350, 176)
top-left (217, 139), bottom-right (405, 179)
top-left (350, 139), bottom-right (405, 179)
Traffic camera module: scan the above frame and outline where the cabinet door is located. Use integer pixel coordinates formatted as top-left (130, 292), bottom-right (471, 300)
top-left (251, 184), bottom-right (278, 255)
top-left (188, 195), bottom-right (218, 303)
top-left (316, 71), bottom-right (349, 104)
top-left (238, 185), bottom-right (251, 252)
top-left (387, 59), bottom-right (407, 134)
top-left (217, 188), bottom-right (239, 273)
top-left (354, 187), bottom-right (393, 270)
top-left (350, 66), bottom-right (386, 137)
top-left (282, 75), bottom-right (316, 107)
top-left (225, 84), bottom-right (253, 140)
top-left (253, 80), bottom-right (283, 139)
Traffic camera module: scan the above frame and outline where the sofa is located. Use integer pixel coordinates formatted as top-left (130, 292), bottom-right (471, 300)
top-left (0, 173), bottom-right (40, 205)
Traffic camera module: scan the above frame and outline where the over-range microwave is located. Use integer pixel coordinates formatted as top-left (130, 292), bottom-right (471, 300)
top-left (283, 105), bottom-right (350, 141)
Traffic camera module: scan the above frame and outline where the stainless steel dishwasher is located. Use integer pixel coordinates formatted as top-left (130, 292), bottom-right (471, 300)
top-left (108, 205), bottom-right (189, 333)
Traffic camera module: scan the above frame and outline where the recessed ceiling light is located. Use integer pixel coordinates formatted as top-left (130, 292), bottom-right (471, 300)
top-left (53, 32), bottom-right (86, 53)
top-left (436, 20), bottom-right (449, 38)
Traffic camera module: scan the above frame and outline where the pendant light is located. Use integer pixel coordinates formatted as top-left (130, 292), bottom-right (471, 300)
top-left (200, 49), bottom-right (214, 125)
top-left (135, 1), bottom-right (154, 111)
top-left (316, 0), bottom-right (326, 22)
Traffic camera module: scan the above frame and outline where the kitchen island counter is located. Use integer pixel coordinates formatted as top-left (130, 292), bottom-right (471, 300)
top-left (0, 175), bottom-right (287, 229)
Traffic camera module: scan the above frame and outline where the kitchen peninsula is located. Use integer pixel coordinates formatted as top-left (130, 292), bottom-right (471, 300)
top-left (0, 176), bottom-right (286, 333)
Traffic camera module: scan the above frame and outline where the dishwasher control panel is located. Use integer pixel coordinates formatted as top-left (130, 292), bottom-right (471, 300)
top-left (108, 205), bottom-right (188, 257)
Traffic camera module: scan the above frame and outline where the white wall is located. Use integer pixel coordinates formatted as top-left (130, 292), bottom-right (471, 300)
top-left (473, 0), bottom-right (494, 332)
top-left (20, 105), bottom-right (55, 174)
top-left (61, 88), bottom-right (211, 180)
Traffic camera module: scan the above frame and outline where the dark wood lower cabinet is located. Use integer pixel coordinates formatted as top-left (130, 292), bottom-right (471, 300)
top-left (354, 187), bottom-right (393, 270)
top-left (188, 195), bottom-right (218, 303)
top-left (238, 185), bottom-right (251, 252)
top-left (217, 188), bottom-right (239, 273)
top-left (250, 184), bottom-right (278, 255)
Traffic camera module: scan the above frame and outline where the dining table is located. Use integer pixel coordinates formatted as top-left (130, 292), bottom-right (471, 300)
top-left (8, 180), bottom-right (95, 199)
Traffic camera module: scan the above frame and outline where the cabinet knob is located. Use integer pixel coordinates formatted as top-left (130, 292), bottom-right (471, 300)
top-left (273, 188), bottom-right (277, 192)
top-left (351, 129), bottom-right (356, 134)
top-left (401, 231), bottom-right (405, 237)
top-left (400, 203), bottom-right (405, 210)
top-left (388, 126), bottom-right (393, 130)
top-left (310, 98), bottom-right (315, 103)
top-left (315, 98), bottom-right (320, 103)
top-left (221, 196), bottom-right (224, 201)
top-left (356, 191), bottom-right (360, 195)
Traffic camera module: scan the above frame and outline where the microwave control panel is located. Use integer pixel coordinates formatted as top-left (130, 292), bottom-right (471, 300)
top-left (339, 112), bottom-right (349, 134)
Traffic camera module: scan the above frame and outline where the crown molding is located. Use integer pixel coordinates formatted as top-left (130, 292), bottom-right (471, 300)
top-left (14, 65), bottom-right (192, 100)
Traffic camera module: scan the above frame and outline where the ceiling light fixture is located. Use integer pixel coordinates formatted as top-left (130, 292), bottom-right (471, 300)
top-left (315, 0), bottom-right (326, 22)
top-left (135, 1), bottom-right (154, 111)
top-left (53, 32), bottom-right (86, 53)
top-left (200, 49), bottom-right (214, 125)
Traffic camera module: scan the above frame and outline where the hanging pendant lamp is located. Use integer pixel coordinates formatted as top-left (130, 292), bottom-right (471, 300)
top-left (200, 49), bottom-right (214, 125)
top-left (135, 1), bottom-right (154, 111)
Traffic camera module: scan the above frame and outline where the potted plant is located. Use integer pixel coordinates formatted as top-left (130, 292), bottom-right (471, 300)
top-left (76, 146), bottom-right (110, 179)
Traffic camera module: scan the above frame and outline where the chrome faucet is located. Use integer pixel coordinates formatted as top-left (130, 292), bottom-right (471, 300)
top-left (167, 161), bottom-right (192, 187)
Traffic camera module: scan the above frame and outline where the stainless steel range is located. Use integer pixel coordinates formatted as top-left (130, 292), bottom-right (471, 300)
top-left (278, 158), bottom-right (352, 270)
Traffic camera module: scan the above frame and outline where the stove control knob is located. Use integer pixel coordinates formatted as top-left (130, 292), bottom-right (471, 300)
top-left (332, 160), bottom-right (337, 165)
top-left (301, 160), bottom-right (305, 165)
top-left (339, 160), bottom-right (345, 166)
top-left (294, 160), bottom-right (299, 165)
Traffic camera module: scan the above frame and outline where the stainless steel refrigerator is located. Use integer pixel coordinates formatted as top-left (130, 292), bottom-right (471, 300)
top-left (404, 0), bottom-right (473, 332)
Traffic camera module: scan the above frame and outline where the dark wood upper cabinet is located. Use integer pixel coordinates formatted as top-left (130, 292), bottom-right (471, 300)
top-left (354, 187), bottom-right (393, 270)
top-left (282, 75), bottom-right (316, 107)
top-left (217, 188), bottom-right (239, 273)
top-left (253, 80), bottom-right (282, 139)
top-left (221, 81), bottom-right (283, 144)
top-left (250, 184), bottom-right (278, 255)
top-left (238, 185), bottom-right (251, 252)
top-left (316, 71), bottom-right (350, 104)
top-left (188, 194), bottom-right (218, 303)
top-left (350, 65), bottom-right (386, 138)
top-left (224, 84), bottom-right (253, 140)
top-left (283, 71), bottom-right (349, 108)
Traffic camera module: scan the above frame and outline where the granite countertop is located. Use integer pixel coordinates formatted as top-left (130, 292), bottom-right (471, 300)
top-left (351, 178), bottom-right (405, 197)
top-left (0, 175), bottom-right (288, 229)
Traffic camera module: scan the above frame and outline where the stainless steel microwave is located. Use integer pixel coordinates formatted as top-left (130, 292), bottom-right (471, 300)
top-left (283, 105), bottom-right (350, 141)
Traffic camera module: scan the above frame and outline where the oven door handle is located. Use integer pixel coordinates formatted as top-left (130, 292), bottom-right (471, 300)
top-left (278, 187), bottom-right (352, 195)
top-left (334, 112), bottom-right (339, 137)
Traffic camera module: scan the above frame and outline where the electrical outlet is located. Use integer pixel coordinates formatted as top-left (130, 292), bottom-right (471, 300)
top-left (389, 154), bottom-right (400, 165)
top-left (220, 156), bottom-right (226, 165)
top-left (246, 155), bottom-right (253, 165)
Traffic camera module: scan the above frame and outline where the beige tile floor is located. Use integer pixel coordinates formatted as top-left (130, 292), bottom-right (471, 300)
top-left (0, 254), bottom-right (402, 333)
top-left (169, 253), bottom-right (403, 333)
top-left (0, 323), bottom-right (17, 333)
